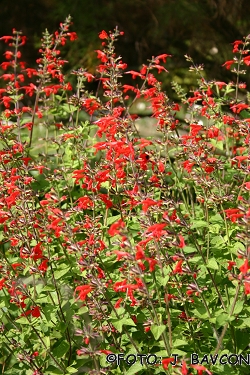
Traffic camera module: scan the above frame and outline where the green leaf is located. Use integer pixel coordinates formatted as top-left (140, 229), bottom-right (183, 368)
top-left (172, 339), bottom-right (188, 347)
top-left (45, 365), bottom-right (64, 375)
top-left (15, 317), bottom-right (31, 325)
top-left (210, 139), bottom-right (224, 151)
top-left (232, 300), bottom-right (244, 315)
top-left (78, 306), bottom-right (88, 314)
top-left (192, 306), bottom-right (209, 319)
top-left (42, 285), bottom-right (56, 292)
top-left (211, 235), bottom-right (226, 246)
top-left (125, 362), bottom-right (143, 375)
top-left (150, 324), bottom-right (166, 340)
top-left (112, 318), bottom-right (136, 333)
top-left (183, 246), bottom-right (197, 254)
top-left (208, 224), bottom-right (221, 234)
top-left (54, 266), bottom-right (70, 280)
top-left (107, 215), bottom-right (121, 226)
top-left (235, 317), bottom-right (250, 329)
top-left (52, 340), bottom-right (70, 358)
top-left (216, 312), bottom-right (231, 327)
top-left (66, 367), bottom-right (78, 374)
top-left (209, 214), bottom-right (224, 223)
top-left (207, 258), bottom-right (219, 270)
top-left (188, 256), bottom-right (202, 263)
top-left (61, 103), bottom-right (78, 113)
top-left (190, 220), bottom-right (208, 229)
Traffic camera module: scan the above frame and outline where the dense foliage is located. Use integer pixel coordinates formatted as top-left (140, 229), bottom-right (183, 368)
top-left (0, 16), bottom-right (249, 375)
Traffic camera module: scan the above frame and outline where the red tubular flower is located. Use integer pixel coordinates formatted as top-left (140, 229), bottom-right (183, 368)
top-left (0, 278), bottom-right (6, 290)
top-left (135, 247), bottom-right (145, 260)
top-left (22, 306), bottom-right (41, 318)
top-left (38, 259), bottom-right (48, 272)
top-left (243, 55), bottom-right (250, 66)
top-left (155, 53), bottom-right (171, 63)
top-left (224, 208), bottom-right (244, 223)
top-left (0, 36), bottom-right (13, 43)
top-left (227, 261), bottom-right (236, 270)
top-left (190, 364), bottom-right (212, 375)
top-left (183, 160), bottom-right (195, 173)
top-left (178, 235), bottom-right (186, 248)
top-left (173, 260), bottom-right (183, 274)
top-left (99, 30), bottom-right (108, 39)
top-left (125, 70), bottom-right (145, 79)
top-left (31, 242), bottom-right (43, 260)
top-left (75, 285), bottom-right (93, 301)
top-left (113, 250), bottom-right (131, 261)
top-left (214, 81), bottom-right (227, 89)
top-left (114, 297), bottom-right (123, 309)
top-left (222, 60), bottom-right (235, 70)
top-left (146, 257), bottom-right (158, 272)
top-left (244, 280), bottom-right (250, 295)
top-left (181, 360), bottom-right (189, 375)
top-left (162, 358), bottom-right (175, 369)
top-left (95, 50), bottom-right (108, 62)
top-left (230, 103), bottom-right (249, 113)
top-left (77, 196), bottom-right (93, 209)
top-left (141, 198), bottom-right (162, 212)
top-left (108, 219), bottom-right (125, 236)
top-left (67, 31), bottom-right (77, 41)
top-left (145, 223), bottom-right (167, 238)
top-left (239, 259), bottom-right (249, 274)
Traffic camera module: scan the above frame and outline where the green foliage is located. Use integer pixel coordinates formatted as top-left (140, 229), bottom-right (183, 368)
top-left (0, 16), bottom-right (249, 375)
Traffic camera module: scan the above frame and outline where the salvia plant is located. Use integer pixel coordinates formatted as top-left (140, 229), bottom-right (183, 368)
top-left (0, 15), bottom-right (249, 375)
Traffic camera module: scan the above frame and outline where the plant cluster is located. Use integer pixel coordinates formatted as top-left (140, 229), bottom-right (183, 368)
top-left (0, 16), bottom-right (249, 375)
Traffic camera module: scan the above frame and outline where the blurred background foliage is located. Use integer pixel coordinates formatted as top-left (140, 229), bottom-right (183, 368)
top-left (1, 0), bottom-right (250, 98)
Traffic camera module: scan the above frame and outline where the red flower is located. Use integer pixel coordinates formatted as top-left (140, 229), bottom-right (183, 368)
top-left (173, 260), bottom-right (183, 274)
top-left (155, 54), bottom-right (171, 63)
top-left (181, 360), bottom-right (189, 375)
top-left (114, 297), bottom-right (123, 309)
top-left (135, 247), bottom-right (145, 260)
top-left (243, 55), bottom-right (250, 66)
top-left (222, 60), bottom-right (235, 70)
top-left (244, 281), bottom-right (250, 295)
top-left (230, 103), bottom-right (249, 113)
top-left (0, 36), bottom-right (13, 43)
top-left (67, 32), bottom-right (77, 41)
top-left (99, 30), bottom-right (108, 39)
top-left (227, 261), bottom-right (236, 270)
top-left (95, 50), bottom-right (108, 62)
top-left (0, 278), bottom-right (6, 290)
top-left (152, 64), bottom-right (168, 74)
top-left (162, 358), bottom-right (175, 369)
top-left (113, 250), bottom-right (131, 261)
top-left (31, 242), bottom-right (43, 260)
top-left (146, 257), bottom-right (158, 272)
top-left (214, 81), bottom-right (227, 89)
top-left (125, 70), bottom-right (145, 79)
top-left (183, 160), bottom-right (195, 173)
top-left (75, 285), bottom-right (93, 301)
top-left (145, 223), bottom-right (167, 238)
top-left (239, 259), bottom-right (249, 274)
top-left (224, 208), bottom-right (243, 223)
top-left (38, 259), bottom-right (48, 272)
top-left (108, 219), bottom-right (125, 236)
top-left (31, 306), bottom-right (41, 318)
top-left (141, 198), bottom-right (162, 212)
top-left (190, 364), bottom-right (212, 375)
top-left (22, 306), bottom-right (41, 318)
top-left (178, 235), bottom-right (186, 248)
top-left (77, 196), bottom-right (93, 209)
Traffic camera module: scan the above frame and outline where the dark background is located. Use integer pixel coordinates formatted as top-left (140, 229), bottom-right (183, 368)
top-left (1, 0), bottom-right (250, 96)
